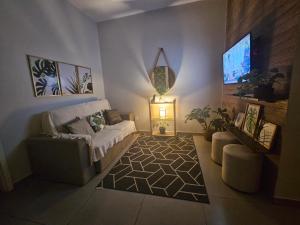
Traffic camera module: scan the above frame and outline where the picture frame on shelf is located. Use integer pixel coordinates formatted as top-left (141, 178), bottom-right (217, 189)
top-left (27, 55), bottom-right (61, 97)
top-left (57, 62), bottom-right (79, 95)
top-left (243, 103), bottom-right (261, 137)
top-left (257, 120), bottom-right (277, 150)
top-left (234, 112), bottom-right (245, 129)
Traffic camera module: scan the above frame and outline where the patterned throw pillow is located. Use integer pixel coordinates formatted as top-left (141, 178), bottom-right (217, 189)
top-left (89, 111), bottom-right (106, 132)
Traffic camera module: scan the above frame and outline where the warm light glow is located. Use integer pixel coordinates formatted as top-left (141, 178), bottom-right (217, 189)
top-left (149, 96), bottom-right (176, 136)
top-left (159, 106), bottom-right (166, 119)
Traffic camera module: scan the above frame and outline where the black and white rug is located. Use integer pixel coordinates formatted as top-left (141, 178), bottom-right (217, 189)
top-left (97, 134), bottom-right (209, 204)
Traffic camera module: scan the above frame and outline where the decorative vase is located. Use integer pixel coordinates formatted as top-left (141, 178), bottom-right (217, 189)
top-left (204, 129), bottom-right (214, 142)
top-left (159, 127), bottom-right (166, 134)
top-left (254, 85), bottom-right (274, 102)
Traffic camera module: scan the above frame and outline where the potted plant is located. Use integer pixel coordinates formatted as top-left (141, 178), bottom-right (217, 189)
top-left (153, 120), bottom-right (169, 134)
top-left (237, 68), bottom-right (284, 102)
top-left (185, 106), bottom-right (231, 141)
top-left (211, 107), bottom-right (231, 132)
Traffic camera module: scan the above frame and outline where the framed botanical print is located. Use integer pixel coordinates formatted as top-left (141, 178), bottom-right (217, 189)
top-left (77, 66), bottom-right (93, 94)
top-left (57, 62), bottom-right (79, 95)
top-left (27, 55), bottom-right (61, 97)
top-left (243, 104), bottom-right (261, 137)
top-left (234, 112), bottom-right (245, 129)
top-left (257, 120), bottom-right (277, 150)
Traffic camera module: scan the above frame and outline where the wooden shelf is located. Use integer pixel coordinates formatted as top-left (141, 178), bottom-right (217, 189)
top-left (223, 94), bottom-right (288, 126)
top-left (224, 94), bottom-right (288, 110)
top-left (226, 125), bottom-right (270, 153)
top-left (149, 101), bottom-right (174, 105)
top-left (226, 125), bottom-right (281, 167)
top-left (151, 118), bottom-right (174, 121)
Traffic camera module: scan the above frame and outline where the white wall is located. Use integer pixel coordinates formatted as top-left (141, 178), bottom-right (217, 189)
top-left (98, 1), bottom-right (226, 132)
top-left (0, 0), bottom-right (105, 183)
top-left (275, 23), bottom-right (300, 201)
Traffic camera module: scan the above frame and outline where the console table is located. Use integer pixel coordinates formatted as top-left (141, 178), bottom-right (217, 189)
top-left (149, 97), bottom-right (176, 136)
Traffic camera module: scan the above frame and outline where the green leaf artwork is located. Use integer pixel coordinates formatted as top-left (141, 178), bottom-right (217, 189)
top-left (57, 62), bottom-right (80, 95)
top-left (245, 108), bottom-right (257, 133)
top-left (66, 76), bottom-right (80, 94)
top-left (32, 59), bottom-right (57, 78)
top-left (28, 56), bottom-right (61, 97)
top-left (257, 121), bottom-right (277, 150)
top-left (77, 67), bottom-right (93, 94)
top-left (35, 77), bottom-right (47, 96)
top-left (243, 104), bottom-right (260, 137)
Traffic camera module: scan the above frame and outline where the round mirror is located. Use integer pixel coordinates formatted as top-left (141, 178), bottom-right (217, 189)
top-left (150, 66), bottom-right (176, 95)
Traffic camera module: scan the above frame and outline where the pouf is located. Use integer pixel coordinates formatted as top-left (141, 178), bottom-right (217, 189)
top-left (222, 144), bottom-right (263, 193)
top-left (211, 131), bottom-right (238, 165)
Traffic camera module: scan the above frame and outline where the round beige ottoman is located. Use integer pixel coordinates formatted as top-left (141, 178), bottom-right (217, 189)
top-left (222, 144), bottom-right (263, 193)
top-left (211, 131), bottom-right (238, 165)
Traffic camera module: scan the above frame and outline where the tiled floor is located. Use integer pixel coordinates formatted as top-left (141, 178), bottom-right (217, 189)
top-left (0, 136), bottom-right (299, 225)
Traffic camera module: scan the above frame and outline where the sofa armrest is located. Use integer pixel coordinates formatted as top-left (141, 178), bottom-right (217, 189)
top-left (121, 112), bottom-right (135, 121)
top-left (27, 136), bottom-right (95, 185)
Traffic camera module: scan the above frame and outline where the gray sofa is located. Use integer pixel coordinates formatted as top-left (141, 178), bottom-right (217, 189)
top-left (27, 99), bottom-right (136, 186)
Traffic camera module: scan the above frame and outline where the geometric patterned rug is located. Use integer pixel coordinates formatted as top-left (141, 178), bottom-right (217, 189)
top-left (97, 134), bottom-right (209, 204)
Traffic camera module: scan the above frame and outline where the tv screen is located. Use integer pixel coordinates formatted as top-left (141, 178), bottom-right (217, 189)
top-left (223, 33), bottom-right (251, 84)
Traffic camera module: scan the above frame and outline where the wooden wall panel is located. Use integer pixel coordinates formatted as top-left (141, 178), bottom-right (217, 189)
top-left (223, 0), bottom-right (300, 155)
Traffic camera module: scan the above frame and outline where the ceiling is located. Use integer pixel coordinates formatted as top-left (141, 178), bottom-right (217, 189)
top-left (67, 0), bottom-right (203, 22)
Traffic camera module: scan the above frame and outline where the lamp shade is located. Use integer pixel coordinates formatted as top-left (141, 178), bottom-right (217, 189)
top-left (159, 106), bottom-right (166, 119)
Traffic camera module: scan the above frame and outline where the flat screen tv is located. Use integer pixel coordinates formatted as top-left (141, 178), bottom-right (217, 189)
top-left (223, 33), bottom-right (251, 84)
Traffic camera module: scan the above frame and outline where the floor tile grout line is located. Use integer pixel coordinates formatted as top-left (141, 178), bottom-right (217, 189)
top-left (202, 205), bottom-right (209, 225)
top-left (209, 193), bottom-right (274, 205)
top-left (65, 135), bottom-right (138, 225)
top-left (65, 189), bottom-right (97, 225)
top-left (133, 195), bottom-right (146, 225)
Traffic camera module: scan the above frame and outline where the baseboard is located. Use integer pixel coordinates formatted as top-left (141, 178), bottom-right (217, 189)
top-left (177, 131), bottom-right (204, 136)
top-left (13, 171), bottom-right (32, 185)
top-left (273, 197), bottom-right (300, 208)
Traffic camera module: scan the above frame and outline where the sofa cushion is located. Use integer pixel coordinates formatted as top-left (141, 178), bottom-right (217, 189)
top-left (105, 120), bottom-right (136, 139)
top-left (104, 110), bottom-right (123, 125)
top-left (92, 129), bottom-right (123, 159)
top-left (63, 117), bottom-right (81, 133)
top-left (66, 118), bottom-right (95, 136)
top-left (88, 111), bottom-right (106, 132)
top-left (43, 99), bottom-right (111, 135)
